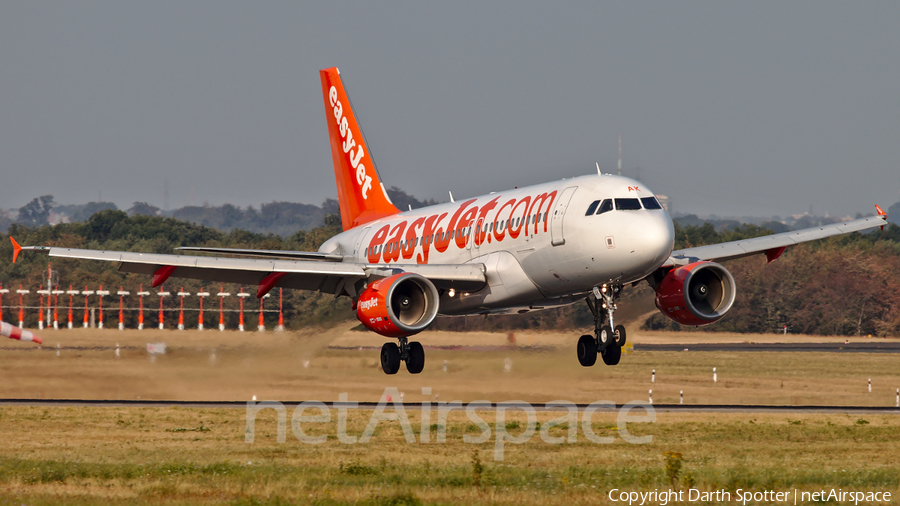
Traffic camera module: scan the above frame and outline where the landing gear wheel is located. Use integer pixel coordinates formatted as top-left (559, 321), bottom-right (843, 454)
top-left (598, 325), bottom-right (614, 346)
top-left (614, 325), bottom-right (627, 347)
top-left (380, 342), bottom-right (401, 375)
top-left (602, 342), bottom-right (622, 366)
top-left (577, 334), bottom-right (597, 367)
top-left (406, 341), bottom-right (425, 374)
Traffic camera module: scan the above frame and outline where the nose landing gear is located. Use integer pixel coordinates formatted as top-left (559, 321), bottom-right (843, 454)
top-left (578, 283), bottom-right (626, 367)
top-left (381, 336), bottom-right (425, 374)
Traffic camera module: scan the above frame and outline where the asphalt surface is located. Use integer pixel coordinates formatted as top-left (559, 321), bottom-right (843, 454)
top-left (634, 342), bottom-right (900, 353)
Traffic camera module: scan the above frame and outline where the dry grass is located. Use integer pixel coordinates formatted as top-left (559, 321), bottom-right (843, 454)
top-left (0, 325), bottom-right (898, 406)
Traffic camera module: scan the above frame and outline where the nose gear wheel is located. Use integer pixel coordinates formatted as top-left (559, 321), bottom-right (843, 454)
top-left (578, 283), bottom-right (624, 367)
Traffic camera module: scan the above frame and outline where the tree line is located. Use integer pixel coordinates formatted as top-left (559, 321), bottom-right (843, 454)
top-left (2, 208), bottom-right (898, 336)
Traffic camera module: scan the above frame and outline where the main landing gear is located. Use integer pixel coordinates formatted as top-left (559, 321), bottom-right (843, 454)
top-left (578, 283), bottom-right (627, 367)
top-left (381, 337), bottom-right (425, 375)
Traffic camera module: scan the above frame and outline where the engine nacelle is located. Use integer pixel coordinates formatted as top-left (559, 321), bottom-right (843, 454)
top-left (356, 272), bottom-right (440, 337)
top-left (655, 261), bottom-right (736, 326)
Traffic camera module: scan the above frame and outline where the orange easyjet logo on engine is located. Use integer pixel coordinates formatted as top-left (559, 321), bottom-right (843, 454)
top-left (329, 86), bottom-right (373, 199)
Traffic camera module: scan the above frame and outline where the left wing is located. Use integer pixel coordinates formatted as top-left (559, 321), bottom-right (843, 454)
top-left (11, 241), bottom-right (486, 298)
top-left (662, 206), bottom-right (888, 267)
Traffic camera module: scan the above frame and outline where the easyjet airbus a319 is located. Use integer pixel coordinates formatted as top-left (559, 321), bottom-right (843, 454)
top-left (13, 68), bottom-right (888, 374)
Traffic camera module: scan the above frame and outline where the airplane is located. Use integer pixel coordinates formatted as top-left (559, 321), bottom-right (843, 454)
top-left (11, 67), bottom-right (888, 374)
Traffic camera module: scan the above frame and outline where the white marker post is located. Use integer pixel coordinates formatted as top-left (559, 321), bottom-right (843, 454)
top-left (157, 290), bottom-right (170, 329)
top-left (116, 289), bottom-right (130, 330)
top-left (679, 390), bottom-right (684, 404)
top-left (713, 367), bottom-right (718, 383)
top-left (868, 378), bottom-right (872, 393)
top-left (115, 342), bottom-right (120, 358)
top-left (651, 369), bottom-right (656, 383)
top-left (96, 288), bottom-right (110, 329)
top-left (196, 290), bottom-right (210, 331)
top-left (896, 388), bottom-right (899, 408)
top-left (216, 289), bottom-right (230, 331)
top-left (648, 389), bottom-right (653, 404)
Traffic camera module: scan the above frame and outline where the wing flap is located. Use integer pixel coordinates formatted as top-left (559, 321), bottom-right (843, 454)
top-left (175, 247), bottom-right (344, 262)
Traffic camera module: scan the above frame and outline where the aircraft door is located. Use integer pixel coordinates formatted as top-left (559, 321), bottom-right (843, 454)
top-left (354, 227), bottom-right (371, 260)
top-left (550, 186), bottom-right (578, 246)
top-left (470, 217), bottom-right (485, 251)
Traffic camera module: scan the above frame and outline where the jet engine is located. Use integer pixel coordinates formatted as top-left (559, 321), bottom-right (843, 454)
top-left (356, 272), bottom-right (440, 337)
top-left (654, 261), bottom-right (736, 326)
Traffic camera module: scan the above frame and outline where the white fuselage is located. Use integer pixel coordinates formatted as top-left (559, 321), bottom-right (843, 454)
top-left (320, 174), bottom-right (675, 315)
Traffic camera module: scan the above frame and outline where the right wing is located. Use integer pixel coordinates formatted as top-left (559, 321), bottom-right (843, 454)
top-left (662, 207), bottom-right (888, 267)
top-left (13, 242), bottom-right (485, 298)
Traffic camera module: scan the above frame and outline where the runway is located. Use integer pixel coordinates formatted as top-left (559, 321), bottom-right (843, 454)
top-left (1, 398), bottom-right (898, 414)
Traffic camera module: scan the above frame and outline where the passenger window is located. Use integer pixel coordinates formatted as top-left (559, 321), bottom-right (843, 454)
top-left (615, 198), bottom-right (642, 211)
top-left (641, 196), bottom-right (662, 210)
top-left (585, 200), bottom-right (600, 215)
top-left (596, 199), bottom-right (613, 215)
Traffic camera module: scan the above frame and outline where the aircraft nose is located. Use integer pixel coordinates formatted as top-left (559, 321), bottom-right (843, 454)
top-left (625, 212), bottom-right (675, 271)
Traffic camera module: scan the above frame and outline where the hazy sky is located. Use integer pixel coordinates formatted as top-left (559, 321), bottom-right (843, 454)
top-left (2, 2), bottom-right (898, 218)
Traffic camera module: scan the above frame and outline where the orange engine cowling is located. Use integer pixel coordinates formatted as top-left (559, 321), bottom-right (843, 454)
top-left (356, 272), bottom-right (440, 337)
top-left (654, 261), bottom-right (736, 326)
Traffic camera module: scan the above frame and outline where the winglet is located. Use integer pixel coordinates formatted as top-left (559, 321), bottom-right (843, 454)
top-left (875, 204), bottom-right (887, 230)
top-left (10, 237), bottom-right (21, 263)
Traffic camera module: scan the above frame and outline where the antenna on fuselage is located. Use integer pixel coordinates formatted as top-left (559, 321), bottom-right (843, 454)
top-left (596, 162), bottom-right (602, 176)
top-left (408, 204), bottom-right (412, 211)
top-left (449, 191), bottom-right (455, 203)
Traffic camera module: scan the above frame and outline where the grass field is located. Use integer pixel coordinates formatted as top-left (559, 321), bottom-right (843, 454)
top-left (0, 406), bottom-right (897, 505)
top-left (1, 325), bottom-right (899, 504)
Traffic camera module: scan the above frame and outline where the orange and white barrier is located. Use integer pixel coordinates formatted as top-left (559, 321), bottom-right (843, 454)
top-left (17, 286), bottom-right (29, 328)
top-left (0, 285), bottom-right (7, 321)
top-left (196, 288), bottom-right (209, 330)
top-left (137, 285), bottom-right (150, 330)
top-left (157, 289), bottom-right (170, 329)
top-left (96, 286), bottom-right (109, 329)
top-left (117, 287), bottom-right (130, 330)
top-left (1, 321), bottom-right (41, 345)
top-left (216, 287), bottom-right (230, 331)
top-left (237, 289), bottom-right (250, 331)
top-left (66, 287), bottom-right (78, 329)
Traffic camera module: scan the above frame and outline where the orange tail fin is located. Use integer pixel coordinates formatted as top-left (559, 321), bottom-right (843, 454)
top-left (320, 68), bottom-right (400, 230)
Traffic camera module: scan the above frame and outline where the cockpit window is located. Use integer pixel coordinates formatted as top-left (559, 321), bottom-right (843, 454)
top-left (615, 198), bottom-right (642, 211)
top-left (641, 196), bottom-right (662, 210)
top-left (585, 200), bottom-right (600, 215)
top-left (596, 199), bottom-right (613, 215)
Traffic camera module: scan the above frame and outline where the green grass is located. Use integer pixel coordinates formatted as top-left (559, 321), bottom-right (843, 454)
top-left (0, 406), bottom-right (897, 504)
